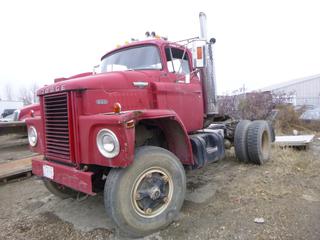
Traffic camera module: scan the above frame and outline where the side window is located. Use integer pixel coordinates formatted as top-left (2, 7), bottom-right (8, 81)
top-left (165, 47), bottom-right (190, 75)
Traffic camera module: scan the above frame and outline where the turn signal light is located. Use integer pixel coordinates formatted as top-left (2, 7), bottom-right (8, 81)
top-left (125, 120), bottom-right (135, 128)
top-left (113, 102), bottom-right (122, 114)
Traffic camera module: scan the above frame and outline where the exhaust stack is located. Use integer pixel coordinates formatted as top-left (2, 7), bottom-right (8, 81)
top-left (199, 12), bottom-right (208, 40)
top-left (199, 12), bottom-right (218, 115)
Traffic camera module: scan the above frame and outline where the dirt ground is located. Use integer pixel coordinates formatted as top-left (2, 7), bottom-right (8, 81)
top-left (1, 137), bottom-right (320, 240)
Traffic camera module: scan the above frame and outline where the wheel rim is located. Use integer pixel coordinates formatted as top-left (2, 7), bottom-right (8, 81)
top-left (131, 167), bottom-right (173, 218)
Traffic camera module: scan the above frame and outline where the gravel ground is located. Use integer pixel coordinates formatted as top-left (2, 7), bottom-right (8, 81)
top-left (0, 139), bottom-right (320, 240)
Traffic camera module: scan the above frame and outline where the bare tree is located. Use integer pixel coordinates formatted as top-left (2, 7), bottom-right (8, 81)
top-left (5, 84), bottom-right (13, 101)
top-left (19, 86), bottom-right (32, 105)
top-left (18, 82), bottom-right (39, 105)
top-left (218, 91), bottom-right (290, 120)
top-left (30, 82), bottom-right (39, 103)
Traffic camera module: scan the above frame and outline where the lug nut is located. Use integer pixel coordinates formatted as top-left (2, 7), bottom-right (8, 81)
top-left (162, 175), bottom-right (169, 183)
top-left (145, 208), bottom-right (152, 214)
top-left (163, 197), bottom-right (169, 203)
top-left (135, 193), bottom-right (141, 200)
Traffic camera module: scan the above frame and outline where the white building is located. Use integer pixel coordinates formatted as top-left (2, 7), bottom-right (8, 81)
top-left (260, 74), bottom-right (320, 107)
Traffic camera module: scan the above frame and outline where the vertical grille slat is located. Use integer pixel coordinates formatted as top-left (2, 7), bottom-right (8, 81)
top-left (44, 92), bottom-right (71, 162)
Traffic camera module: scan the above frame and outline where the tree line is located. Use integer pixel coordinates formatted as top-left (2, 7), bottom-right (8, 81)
top-left (1, 83), bottom-right (39, 105)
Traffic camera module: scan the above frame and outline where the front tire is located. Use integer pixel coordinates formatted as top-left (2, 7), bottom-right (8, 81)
top-left (43, 178), bottom-right (78, 199)
top-left (104, 146), bottom-right (186, 237)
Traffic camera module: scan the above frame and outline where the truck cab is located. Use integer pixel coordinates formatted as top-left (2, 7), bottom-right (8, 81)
top-left (96, 39), bottom-right (204, 131)
top-left (30, 38), bottom-right (208, 171)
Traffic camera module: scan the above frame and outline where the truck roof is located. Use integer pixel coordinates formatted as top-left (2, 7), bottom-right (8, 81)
top-left (101, 38), bottom-right (184, 60)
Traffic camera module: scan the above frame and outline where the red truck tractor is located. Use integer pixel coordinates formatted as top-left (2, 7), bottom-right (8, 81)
top-left (26, 12), bottom-right (273, 237)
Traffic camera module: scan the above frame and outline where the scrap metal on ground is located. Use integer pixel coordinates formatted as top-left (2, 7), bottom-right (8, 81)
top-left (0, 121), bottom-right (27, 135)
top-left (275, 135), bottom-right (315, 149)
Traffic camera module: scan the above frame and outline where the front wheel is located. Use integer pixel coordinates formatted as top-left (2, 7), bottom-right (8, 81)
top-left (104, 146), bottom-right (186, 237)
top-left (43, 178), bottom-right (78, 199)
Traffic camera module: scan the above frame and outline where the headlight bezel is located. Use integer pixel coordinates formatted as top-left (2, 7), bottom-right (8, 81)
top-left (96, 129), bottom-right (120, 158)
top-left (28, 126), bottom-right (38, 147)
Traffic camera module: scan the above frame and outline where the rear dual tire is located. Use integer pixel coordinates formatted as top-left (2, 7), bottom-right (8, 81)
top-left (234, 120), bottom-right (272, 164)
top-left (234, 120), bottom-right (251, 163)
top-left (247, 120), bottom-right (271, 165)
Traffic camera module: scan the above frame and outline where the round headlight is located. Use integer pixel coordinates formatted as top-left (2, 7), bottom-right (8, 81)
top-left (28, 126), bottom-right (38, 147)
top-left (96, 129), bottom-right (120, 158)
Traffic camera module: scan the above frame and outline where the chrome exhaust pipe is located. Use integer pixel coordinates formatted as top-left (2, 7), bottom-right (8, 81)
top-left (199, 12), bottom-right (208, 40)
top-left (199, 12), bottom-right (218, 116)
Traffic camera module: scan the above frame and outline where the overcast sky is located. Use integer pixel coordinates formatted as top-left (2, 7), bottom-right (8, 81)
top-left (0, 0), bottom-right (320, 99)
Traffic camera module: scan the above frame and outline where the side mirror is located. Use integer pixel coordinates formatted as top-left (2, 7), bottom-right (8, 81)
top-left (210, 38), bottom-right (216, 44)
top-left (92, 64), bottom-right (100, 75)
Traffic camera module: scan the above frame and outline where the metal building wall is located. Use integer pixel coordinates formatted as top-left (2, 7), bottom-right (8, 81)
top-left (272, 78), bottom-right (320, 107)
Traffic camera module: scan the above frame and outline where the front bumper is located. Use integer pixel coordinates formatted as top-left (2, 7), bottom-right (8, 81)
top-left (32, 158), bottom-right (95, 195)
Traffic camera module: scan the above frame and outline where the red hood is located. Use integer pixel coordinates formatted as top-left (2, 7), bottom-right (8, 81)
top-left (37, 70), bottom-right (156, 96)
top-left (54, 72), bottom-right (93, 83)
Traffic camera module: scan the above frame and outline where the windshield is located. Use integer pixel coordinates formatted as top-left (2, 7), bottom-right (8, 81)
top-left (101, 45), bottom-right (162, 72)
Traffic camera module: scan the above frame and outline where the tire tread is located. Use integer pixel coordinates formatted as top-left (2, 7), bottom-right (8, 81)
top-left (247, 120), bottom-right (271, 165)
top-left (234, 120), bottom-right (251, 162)
top-left (104, 146), bottom-right (186, 237)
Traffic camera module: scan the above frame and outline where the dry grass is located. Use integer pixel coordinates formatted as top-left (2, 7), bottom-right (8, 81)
top-left (271, 144), bottom-right (319, 176)
top-left (274, 105), bottom-right (320, 135)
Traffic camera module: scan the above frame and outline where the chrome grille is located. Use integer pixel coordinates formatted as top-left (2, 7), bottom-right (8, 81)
top-left (44, 92), bottom-right (71, 162)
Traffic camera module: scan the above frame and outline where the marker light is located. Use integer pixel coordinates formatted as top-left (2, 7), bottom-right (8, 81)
top-left (125, 120), bottom-right (135, 129)
top-left (113, 102), bottom-right (122, 114)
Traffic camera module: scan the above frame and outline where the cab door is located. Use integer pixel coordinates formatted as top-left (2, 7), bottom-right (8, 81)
top-left (159, 46), bottom-right (204, 131)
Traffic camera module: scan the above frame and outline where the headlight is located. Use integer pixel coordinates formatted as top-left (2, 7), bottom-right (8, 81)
top-left (96, 129), bottom-right (120, 158)
top-left (28, 126), bottom-right (38, 147)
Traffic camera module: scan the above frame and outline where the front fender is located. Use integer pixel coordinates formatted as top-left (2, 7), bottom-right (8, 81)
top-left (78, 113), bottom-right (135, 167)
top-left (25, 116), bottom-right (44, 154)
top-left (135, 110), bottom-right (194, 165)
top-left (78, 109), bottom-right (194, 167)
